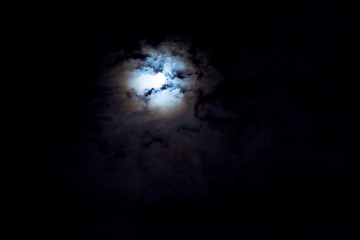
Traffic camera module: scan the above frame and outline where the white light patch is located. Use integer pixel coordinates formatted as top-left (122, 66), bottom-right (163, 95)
top-left (129, 72), bottom-right (167, 95)
top-left (153, 73), bottom-right (166, 88)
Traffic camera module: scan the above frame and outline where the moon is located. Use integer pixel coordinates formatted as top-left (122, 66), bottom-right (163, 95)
top-left (106, 41), bottom-right (204, 116)
top-left (152, 73), bottom-right (167, 88)
top-left (124, 54), bottom-right (193, 112)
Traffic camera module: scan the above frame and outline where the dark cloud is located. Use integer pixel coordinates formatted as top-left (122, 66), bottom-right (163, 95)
top-left (67, 39), bottom-right (242, 205)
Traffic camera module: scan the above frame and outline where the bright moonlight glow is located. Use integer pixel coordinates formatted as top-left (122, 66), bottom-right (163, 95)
top-left (152, 73), bottom-right (166, 88)
top-left (129, 72), bottom-right (168, 95)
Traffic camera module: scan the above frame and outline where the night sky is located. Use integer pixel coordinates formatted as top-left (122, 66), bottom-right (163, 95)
top-left (5, 0), bottom-right (359, 239)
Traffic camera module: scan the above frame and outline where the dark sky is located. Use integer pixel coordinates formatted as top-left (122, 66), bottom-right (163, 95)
top-left (5, 0), bottom-right (359, 239)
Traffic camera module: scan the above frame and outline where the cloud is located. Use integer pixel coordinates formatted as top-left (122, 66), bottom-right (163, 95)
top-left (71, 39), bottom-right (242, 205)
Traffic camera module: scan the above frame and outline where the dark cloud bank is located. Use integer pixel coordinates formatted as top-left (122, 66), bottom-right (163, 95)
top-left (6, 1), bottom-right (359, 239)
top-left (74, 39), bottom-right (240, 205)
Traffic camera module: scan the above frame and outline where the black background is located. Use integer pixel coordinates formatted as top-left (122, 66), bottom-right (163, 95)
top-left (5, 0), bottom-right (359, 239)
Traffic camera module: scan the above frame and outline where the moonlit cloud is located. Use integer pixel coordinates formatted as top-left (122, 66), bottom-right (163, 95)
top-left (150, 88), bottom-right (184, 111)
top-left (127, 60), bottom-right (186, 111)
top-left (105, 40), bottom-right (208, 115)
